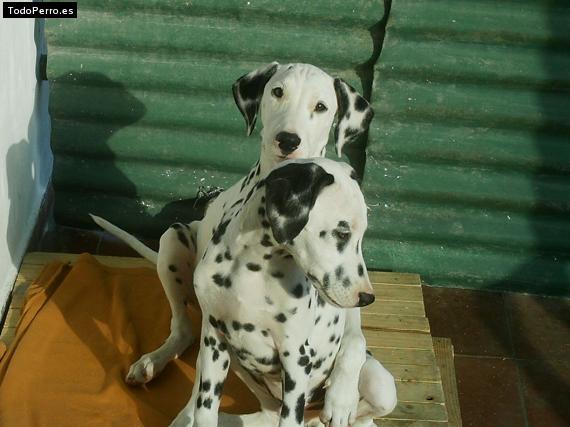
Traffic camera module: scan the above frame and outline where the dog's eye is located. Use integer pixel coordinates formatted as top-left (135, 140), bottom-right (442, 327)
top-left (272, 87), bottom-right (284, 98)
top-left (335, 230), bottom-right (350, 241)
top-left (314, 102), bottom-right (328, 112)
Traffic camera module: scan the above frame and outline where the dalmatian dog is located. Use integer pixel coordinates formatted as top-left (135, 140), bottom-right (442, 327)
top-left (169, 157), bottom-right (396, 427)
top-left (92, 62), bottom-right (395, 426)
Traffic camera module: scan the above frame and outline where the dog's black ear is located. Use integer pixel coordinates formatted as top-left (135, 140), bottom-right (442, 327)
top-left (233, 62), bottom-right (280, 136)
top-left (333, 78), bottom-right (374, 157)
top-left (265, 162), bottom-right (334, 244)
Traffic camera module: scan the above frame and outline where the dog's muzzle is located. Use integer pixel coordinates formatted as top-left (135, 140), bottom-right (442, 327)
top-left (275, 131), bottom-right (301, 155)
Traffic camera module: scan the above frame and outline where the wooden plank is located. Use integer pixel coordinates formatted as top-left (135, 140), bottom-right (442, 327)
top-left (365, 330), bottom-right (434, 350)
top-left (0, 326), bottom-right (16, 345)
top-left (363, 299), bottom-right (426, 317)
top-left (433, 338), bottom-right (463, 427)
top-left (396, 381), bottom-right (445, 404)
top-left (387, 402), bottom-right (448, 422)
top-left (373, 283), bottom-right (424, 301)
top-left (8, 281), bottom-right (32, 309)
top-left (361, 312), bottom-right (430, 333)
top-left (3, 307), bottom-right (22, 329)
top-left (368, 347), bottom-right (436, 366)
top-left (379, 420), bottom-right (449, 427)
top-left (383, 363), bottom-right (441, 383)
top-left (369, 271), bottom-right (422, 286)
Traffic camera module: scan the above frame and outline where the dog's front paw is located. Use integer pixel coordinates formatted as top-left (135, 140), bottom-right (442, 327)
top-left (319, 381), bottom-right (359, 427)
top-left (125, 354), bottom-right (165, 385)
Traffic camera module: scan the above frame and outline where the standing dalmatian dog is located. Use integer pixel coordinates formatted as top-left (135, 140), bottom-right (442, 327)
top-left (170, 158), bottom-right (396, 427)
top-left (92, 63), bottom-right (396, 426)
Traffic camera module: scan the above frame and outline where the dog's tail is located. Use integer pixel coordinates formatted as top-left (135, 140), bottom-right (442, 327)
top-left (89, 214), bottom-right (158, 265)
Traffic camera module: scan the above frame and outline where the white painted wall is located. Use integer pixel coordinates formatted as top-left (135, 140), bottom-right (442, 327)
top-left (0, 11), bottom-right (52, 316)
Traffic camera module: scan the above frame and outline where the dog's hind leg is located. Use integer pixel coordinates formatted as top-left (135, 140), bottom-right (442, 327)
top-left (126, 222), bottom-right (198, 385)
top-left (351, 352), bottom-right (398, 426)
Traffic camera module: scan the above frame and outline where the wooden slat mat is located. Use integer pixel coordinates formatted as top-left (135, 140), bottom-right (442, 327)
top-left (1, 252), bottom-right (456, 426)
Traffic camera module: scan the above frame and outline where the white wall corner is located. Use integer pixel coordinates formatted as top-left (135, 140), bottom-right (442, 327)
top-left (0, 12), bottom-right (53, 318)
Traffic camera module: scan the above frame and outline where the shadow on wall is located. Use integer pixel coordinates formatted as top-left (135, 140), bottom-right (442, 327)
top-left (48, 72), bottom-right (214, 238)
top-left (346, 0), bottom-right (391, 182)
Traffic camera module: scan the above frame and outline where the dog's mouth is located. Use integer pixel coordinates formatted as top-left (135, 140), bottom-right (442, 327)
top-left (306, 273), bottom-right (343, 308)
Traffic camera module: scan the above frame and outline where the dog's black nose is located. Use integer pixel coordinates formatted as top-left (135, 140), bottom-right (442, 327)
top-left (357, 292), bottom-right (375, 307)
top-left (276, 132), bottom-right (301, 154)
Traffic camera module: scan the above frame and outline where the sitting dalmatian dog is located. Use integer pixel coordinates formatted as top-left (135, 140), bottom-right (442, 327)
top-left (170, 157), bottom-right (396, 427)
top-left (92, 62), bottom-right (396, 426)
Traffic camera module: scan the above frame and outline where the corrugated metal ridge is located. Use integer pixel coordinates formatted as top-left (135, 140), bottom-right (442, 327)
top-left (76, 1), bottom-right (380, 28)
top-left (47, 9), bottom-right (374, 69)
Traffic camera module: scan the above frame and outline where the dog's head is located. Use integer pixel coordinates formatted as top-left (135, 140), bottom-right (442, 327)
top-left (263, 158), bottom-right (374, 308)
top-left (233, 62), bottom-right (374, 165)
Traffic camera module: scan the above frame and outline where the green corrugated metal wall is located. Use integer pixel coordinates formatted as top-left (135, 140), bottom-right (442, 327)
top-left (46, 0), bottom-right (570, 295)
top-left (362, 0), bottom-right (570, 295)
top-left (45, 0), bottom-right (383, 232)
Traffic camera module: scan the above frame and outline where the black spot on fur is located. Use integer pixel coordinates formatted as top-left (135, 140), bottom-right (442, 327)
top-left (271, 271), bottom-right (285, 279)
top-left (298, 355), bottom-right (309, 366)
top-left (168, 264), bottom-right (177, 272)
top-left (295, 393), bottom-right (305, 423)
top-left (214, 382), bottom-right (224, 397)
top-left (201, 380), bottom-right (211, 392)
top-left (177, 231), bottom-right (189, 248)
top-left (175, 277), bottom-right (182, 285)
top-left (265, 163), bottom-right (334, 244)
top-left (354, 95), bottom-right (369, 112)
top-left (261, 234), bottom-right (273, 247)
top-left (246, 263), bottom-right (262, 271)
top-left (263, 253), bottom-right (272, 260)
top-left (212, 273), bottom-right (232, 288)
top-left (197, 395), bottom-right (202, 408)
top-left (292, 283), bottom-right (304, 298)
top-left (333, 314), bottom-right (340, 324)
top-left (258, 207), bottom-right (266, 216)
top-left (358, 264), bottom-right (364, 276)
top-left (243, 323), bottom-right (255, 332)
top-left (223, 360), bottom-right (229, 370)
top-left (224, 249), bottom-right (232, 260)
top-left (213, 350), bottom-right (220, 361)
top-left (335, 266), bottom-right (344, 280)
top-left (350, 169), bottom-right (359, 181)
top-left (208, 316), bottom-right (217, 328)
top-left (262, 330), bottom-right (269, 337)
top-left (275, 313), bottom-right (287, 323)
top-left (281, 403), bottom-right (290, 418)
top-left (284, 371), bottom-right (296, 392)
top-left (342, 277), bottom-right (351, 288)
top-left (212, 219), bottom-right (231, 245)
top-left (215, 254), bottom-right (223, 263)
top-left (203, 397), bottom-right (213, 409)
top-left (319, 230), bottom-right (326, 238)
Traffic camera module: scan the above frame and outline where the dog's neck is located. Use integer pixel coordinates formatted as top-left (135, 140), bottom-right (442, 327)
top-left (222, 178), bottom-right (284, 258)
